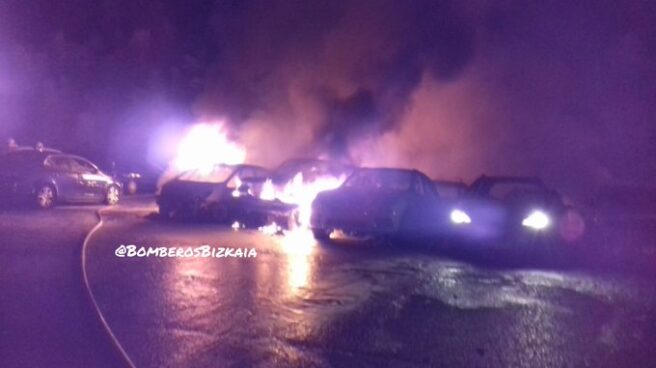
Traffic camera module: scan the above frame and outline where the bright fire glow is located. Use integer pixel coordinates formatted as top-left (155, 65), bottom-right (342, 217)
top-left (173, 123), bottom-right (246, 174)
top-left (231, 176), bottom-right (242, 197)
top-left (264, 173), bottom-right (346, 227)
top-left (260, 179), bottom-right (276, 201)
top-left (259, 222), bottom-right (282, 235)
top-left (280, 228), bottom-right (316, 292)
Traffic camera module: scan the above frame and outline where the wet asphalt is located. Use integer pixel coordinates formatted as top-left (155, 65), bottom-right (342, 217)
top-left (1, 196), bottom-right (656, 367)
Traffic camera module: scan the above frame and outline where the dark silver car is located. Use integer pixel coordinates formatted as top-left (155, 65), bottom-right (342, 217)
top-left (311, 168), bottom-right (449, 240)
top-left (0, 149), bottom-right (122, 209)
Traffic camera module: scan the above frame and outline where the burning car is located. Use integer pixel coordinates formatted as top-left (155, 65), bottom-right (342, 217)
top-left (448, 176), bottom-right (580, 244)
top-left (310, 167), bottom-right (448, 240)
top-left (253, 158), bottom-right (354, 227)
top-left (0, 148), bottom-right (122, 209)
top-left (272, 158), bottom-right (353, 186)
top-left (157, 163), bottom-right (283, 223)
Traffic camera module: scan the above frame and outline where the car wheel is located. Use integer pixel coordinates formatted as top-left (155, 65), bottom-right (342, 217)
top-left (312, 228), bottom-right (331, 241)
top-left (105, 185), bottom-right (120, 205)
top-left (35, 184), bottom-right (56, 209)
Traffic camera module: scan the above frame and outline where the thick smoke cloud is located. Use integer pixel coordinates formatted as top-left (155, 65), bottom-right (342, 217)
top-left (196, 0), bottom-right (479, 165)
top-left (1, 0), bottom-right (655, 200)
top-left (196, 0), bottom-right (656, 199)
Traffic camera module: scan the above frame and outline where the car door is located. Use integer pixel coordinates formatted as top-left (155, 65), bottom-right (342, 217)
top-left (415, 174), bottom-right (445, 233)
top-left (69, 157), bottom-right (108, 200)
top-left (44, 155), bottom-right (86, 201)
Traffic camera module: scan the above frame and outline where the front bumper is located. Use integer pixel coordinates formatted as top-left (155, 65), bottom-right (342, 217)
top-left (311, 210), bottom-right (397, 235)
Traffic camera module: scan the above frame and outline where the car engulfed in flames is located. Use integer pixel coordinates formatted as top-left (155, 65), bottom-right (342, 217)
top-left (156, 123), bottom-right (353, 231)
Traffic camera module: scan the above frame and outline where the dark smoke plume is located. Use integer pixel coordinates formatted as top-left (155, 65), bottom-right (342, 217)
top-left (1, 0), bottom-right (655, 202)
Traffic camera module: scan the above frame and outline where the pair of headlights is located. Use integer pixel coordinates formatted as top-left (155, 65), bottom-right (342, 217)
top-left (450, 209), bottom-right (551, 230)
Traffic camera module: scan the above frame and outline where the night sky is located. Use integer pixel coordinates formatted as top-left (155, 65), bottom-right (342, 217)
top-left (1, 0), bottom-right (655, 197)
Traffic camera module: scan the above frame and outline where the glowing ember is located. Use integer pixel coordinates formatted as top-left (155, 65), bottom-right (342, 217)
top-left (173, 123), bottom-right (246, 174)
top-left (259, 222), bottom-right (282, 235)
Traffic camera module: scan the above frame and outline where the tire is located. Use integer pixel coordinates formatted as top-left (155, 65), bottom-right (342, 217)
top-left (105, 185), bottom-right (120, 205)
top-left (35, 184), bottom-right (56, 209)
top-left (312, 228), bottom-right (331, 241)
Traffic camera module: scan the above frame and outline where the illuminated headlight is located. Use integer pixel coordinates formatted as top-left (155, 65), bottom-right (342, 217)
top-left (450, 209), bottom-right (471, 224)
top-left (521, 210), bottom-right (550, 230)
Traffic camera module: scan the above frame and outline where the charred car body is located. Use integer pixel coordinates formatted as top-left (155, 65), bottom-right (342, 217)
top-left (157, 164), bottom-right (296, 226)
top-left (448, 176), bottom-right (573, 244)
top-left (310, 168), bottom-right (449, 240)
top-left (225, 158), bottom-right (356, 229)
top-left (0, 149), bottom-right (121, 208)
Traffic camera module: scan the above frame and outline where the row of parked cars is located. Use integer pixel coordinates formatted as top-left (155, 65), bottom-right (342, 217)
top-left (1, 144), bottom-right (582, 246)
top-left (156, 158), bottom-right (583, 245)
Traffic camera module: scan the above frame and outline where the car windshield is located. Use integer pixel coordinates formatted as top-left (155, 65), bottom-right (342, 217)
top-left (177, 165), bottom-right (235, 184)
top-left (344, 170), bottom-right (412, 191)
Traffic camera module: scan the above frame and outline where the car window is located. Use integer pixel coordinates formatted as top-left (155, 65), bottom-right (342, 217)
top-left (344, 170), bottom-right (412, 191)
top-left (45, 156), bottom-right (72, 172)
top-left (69, 158), bottom-right (97, 174)
top-left (228, 168), bottom-right (251, 188)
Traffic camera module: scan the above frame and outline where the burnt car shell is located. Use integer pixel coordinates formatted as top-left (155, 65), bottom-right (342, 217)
top-left (157, 164), bottom-right (270, 221)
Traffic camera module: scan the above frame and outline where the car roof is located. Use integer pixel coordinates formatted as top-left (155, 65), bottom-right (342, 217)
top-left (433, 179), bottom-right (467, 186)
top-left (469, 175), bottom-right (549, 196)
top-left (354, 167), bottom-right (430, 178)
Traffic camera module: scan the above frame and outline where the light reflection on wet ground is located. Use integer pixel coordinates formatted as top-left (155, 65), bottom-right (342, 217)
top-left (85, 213), bottom-right (656, 367)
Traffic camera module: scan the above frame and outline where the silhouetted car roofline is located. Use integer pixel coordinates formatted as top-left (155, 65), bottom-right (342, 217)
top-left (433, 179), bottom-right (467, 186)
top-left (345, 167), bottom-right (431, 184)
top-left (469, 175), bottom-right (549, 195)
top-left (276, 157), bottom-right (352, 167)
top-left (471, 175), bottom-right (545, 186)
top-left (355, 167), bottom-right (421, 173)
top-left (172, 163), bottom-right (270, 183)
